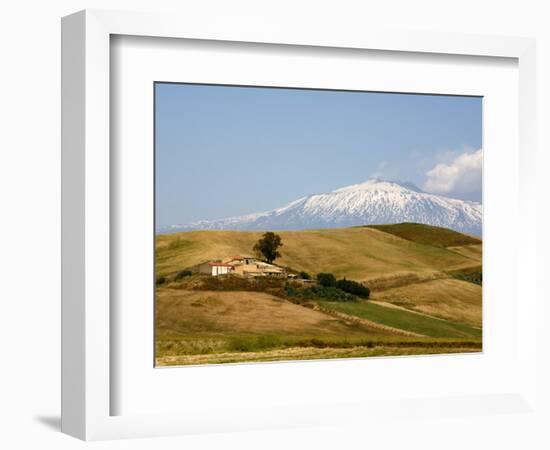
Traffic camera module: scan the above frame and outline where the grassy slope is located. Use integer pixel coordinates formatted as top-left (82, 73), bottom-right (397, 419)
top-left (156, 288), bottom-right (481, 365)
top-left (155, 224), bottom-right (483, 365)
top-left (156, 226), bottom-right (479, 282)
top-left (372, 278), bottom-right (482, 327)
top-left (447, 244), bottom-right (482, 262)
top-left (318, 300), bottom-right (481, 338)
top-left (156, 288), bottom-right (387, 337)
top-left (156, 286), bottom-right (480, 339)
top-left (367, 223), bottom-right (481, 248)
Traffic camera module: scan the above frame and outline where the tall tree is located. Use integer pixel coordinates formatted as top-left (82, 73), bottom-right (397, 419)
top-left (253, 232), bottom-right (283, 264)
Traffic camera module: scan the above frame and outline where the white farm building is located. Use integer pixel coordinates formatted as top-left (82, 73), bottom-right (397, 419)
top-left (194, 261), bottom-right (235, 276)
top-left (190, 255), bottom-right (287, 278)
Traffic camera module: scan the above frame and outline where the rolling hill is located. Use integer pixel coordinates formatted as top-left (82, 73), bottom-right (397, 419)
top-left (156, 288), bottom-right (482, 366)
top-left (371, 278), bottom-right (482, 327)
top-left (156, 289), bottom-right (389, 337)
top-left (367, 222), bottom-right (481, 248)
top-left (156, 224), bottom-right (481, 283)
top-left (155, 223), bottom-right (482, 365)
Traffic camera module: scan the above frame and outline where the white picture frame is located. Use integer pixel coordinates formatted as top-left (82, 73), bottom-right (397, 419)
top-left (61, 9), bottom-right (538, 441)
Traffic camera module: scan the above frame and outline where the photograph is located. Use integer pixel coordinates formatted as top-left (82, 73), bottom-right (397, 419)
top-left (154, 83), bottom-right (483, 366)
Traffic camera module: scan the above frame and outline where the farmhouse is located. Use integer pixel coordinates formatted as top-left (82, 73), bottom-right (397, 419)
top-left (193, 261), bottom-right (235, 276)
top-left (190, 255), bottom-right (287, 278)
top-left (221, 255), bottom-right (257, 265)
top-left (233, 260), bottom-right (286, 278)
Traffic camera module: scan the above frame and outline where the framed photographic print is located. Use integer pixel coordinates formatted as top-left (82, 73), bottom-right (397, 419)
top-left (154, 82), bottom-right (483, 367)
top-left (62, 9), bottom-right (539, 442)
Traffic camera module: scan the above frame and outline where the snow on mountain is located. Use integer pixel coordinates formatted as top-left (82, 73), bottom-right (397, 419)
top-left (163, 179), bottom-right (482, 236)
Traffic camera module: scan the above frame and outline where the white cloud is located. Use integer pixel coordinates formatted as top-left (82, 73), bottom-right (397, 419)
top-left (422, 149), bottom-right (482, 201)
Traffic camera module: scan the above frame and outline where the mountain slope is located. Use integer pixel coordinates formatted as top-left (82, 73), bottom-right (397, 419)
top-left (164, 180), bottom-right (482, 236)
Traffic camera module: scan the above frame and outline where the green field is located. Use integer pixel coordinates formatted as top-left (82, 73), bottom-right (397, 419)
top-left (317, 300), bottom-right (481, 338)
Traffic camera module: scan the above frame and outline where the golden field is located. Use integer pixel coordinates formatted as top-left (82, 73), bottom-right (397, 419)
top-left (156, 225), bottom-right (481, 282)
top-left (155, 223), bottom-right (482, 366)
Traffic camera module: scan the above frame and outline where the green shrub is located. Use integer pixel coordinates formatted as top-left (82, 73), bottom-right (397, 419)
top-left (284, 283), bottom-right (298, 297)
top-left (198, 275), bottom-right (285, 292)
top-left (174, 270), bottom-right (193, 281)
top-left (316, 272), bottom-right (336, 287)
top-left (309, 286), bottom-right (356, 301)
top-left (286, 285), bottom-right (356, 302)
top-left (299, 271), bottom-right (311, 280)
top-left (335, 278), bottom-right (370, 299)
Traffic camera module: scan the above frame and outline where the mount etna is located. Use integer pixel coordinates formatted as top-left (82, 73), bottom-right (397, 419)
top-left (162, 179), bottom-right (482, 236)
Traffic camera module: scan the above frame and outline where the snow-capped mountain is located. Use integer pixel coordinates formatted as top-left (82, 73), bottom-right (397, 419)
top-left (163, 179), bottom-right (482, 236)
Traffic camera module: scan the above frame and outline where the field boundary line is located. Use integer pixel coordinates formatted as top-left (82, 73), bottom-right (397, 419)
top-left (315, 305), bottom-right (426, 338)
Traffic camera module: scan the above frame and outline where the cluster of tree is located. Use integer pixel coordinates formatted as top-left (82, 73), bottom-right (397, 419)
top-left (316, 272), bottom-right (336, 287)
top-left (285, 284), bottom-right (356, 302)
top-left (316, 272), bottom-right (370, 299)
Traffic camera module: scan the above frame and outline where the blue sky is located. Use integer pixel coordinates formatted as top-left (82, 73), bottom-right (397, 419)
top-left (155, 83), bottom-right (482, 228)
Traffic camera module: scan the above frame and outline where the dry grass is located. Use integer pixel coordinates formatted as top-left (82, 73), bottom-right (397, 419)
top-left (156, 288), bottom-right (389, 337)
top-left (155, 224), bottom-right (483, 365)
top-left (156, 343), bottom-right (482, 366)
top-left (367, 223), bottom-right (481, 248)
top-left (447, 244), bottom-right (482, 262)
top-left (364, 270), bottom-right (445, 291)
top-left (371, 278), bottom-right (482, 327)
top-left (156, 227), bottom-right (480, 281)
top-left (155, 287), bottom-right (482, 365)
